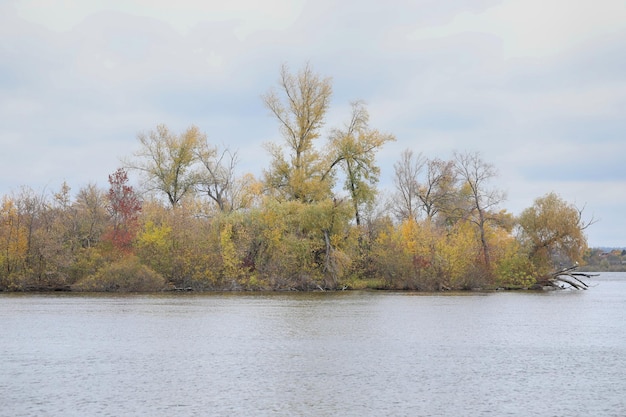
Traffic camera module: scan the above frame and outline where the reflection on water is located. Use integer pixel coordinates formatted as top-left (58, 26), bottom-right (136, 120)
top-left (1, 273), bottom-right (625, 416)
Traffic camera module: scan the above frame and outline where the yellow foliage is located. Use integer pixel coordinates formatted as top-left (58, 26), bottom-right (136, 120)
top-left (137, 220), bottom-right (171, 249)
top-left (0, 197), bottom-right (29, 276)
top-left (436, 221), bottom-right (479, 287)
top-left (494, 238), bottom-right (537, 288)
top-left (220, 222), bottom-right (239, 280)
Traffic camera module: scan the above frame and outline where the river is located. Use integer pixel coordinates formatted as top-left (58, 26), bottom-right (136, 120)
top-left (1, 272), bottom-right (625, 417)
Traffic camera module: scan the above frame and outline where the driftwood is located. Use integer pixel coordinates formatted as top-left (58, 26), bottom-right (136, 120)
top-left (537, 265), bottom-right (598, 290)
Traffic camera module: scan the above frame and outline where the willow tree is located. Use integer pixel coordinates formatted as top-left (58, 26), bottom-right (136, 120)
top-left (517, 192), bottom-right (593, 274)
top-left (262, 63), bottom-right (334, 202)
top-left (327, 101), bottom-right (394, 226)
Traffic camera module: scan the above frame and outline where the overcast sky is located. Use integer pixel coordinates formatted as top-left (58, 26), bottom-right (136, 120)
top-left (1, 0), bottom-right (625, 247)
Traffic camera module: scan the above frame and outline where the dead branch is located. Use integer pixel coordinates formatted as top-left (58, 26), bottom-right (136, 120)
top-left (540, 265), bottom-right (598, 290)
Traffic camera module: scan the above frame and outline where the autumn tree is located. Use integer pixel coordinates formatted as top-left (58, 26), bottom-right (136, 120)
top-left (419, 157), bottom-right (458, 223)
top-left (103, 168), bottom-right (142, 254)
top-left (13, 187), bottom-right (44, 271)
top-left (129, 124), bottom-right (202, 207)
top-left (262, 63), bottom-right (334, 202)
top-left (517, 192), bottom-right (592, 274)
top-left (452, 151), bottom-right (506, 275)
top-left (32, 183), bottom-right (77, 285)
top-left (248, 198), bottom-right (352, 290)
top-left (73, 183), bottom-right (108, 249)
top-left (0, 196), bottom-right (28, 284)
top-left (327, 101), bottom-right (395, 226)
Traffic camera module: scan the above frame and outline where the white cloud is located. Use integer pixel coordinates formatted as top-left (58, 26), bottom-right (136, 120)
top-left (409, 0), bottom-right (626, 58)
top-left (14, 0), bottom-right (305, 37)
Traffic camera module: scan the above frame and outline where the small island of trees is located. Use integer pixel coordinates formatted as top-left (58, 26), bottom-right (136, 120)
top-left (0, 64), bottom-right (596, 292)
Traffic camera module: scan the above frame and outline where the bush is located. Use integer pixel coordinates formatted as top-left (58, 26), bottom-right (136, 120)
top-left (72, 256), bottom-right (165, 292)
top-left (495, 255), bottom-right (536, 289)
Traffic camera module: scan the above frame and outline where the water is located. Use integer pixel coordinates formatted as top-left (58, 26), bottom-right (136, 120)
top-left (1, 273), bottom-right (625, 417)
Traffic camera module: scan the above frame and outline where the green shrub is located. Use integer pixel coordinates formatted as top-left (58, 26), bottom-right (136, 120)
top-left (495, 255), bottom-right (536, 289)
top-left (72, 256), bottom-right (165, 292)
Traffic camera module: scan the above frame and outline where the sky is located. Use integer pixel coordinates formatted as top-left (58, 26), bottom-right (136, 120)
top-left (1, 0), bottom-right (625, 247)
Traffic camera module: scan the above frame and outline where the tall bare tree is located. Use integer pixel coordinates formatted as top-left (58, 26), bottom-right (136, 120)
top-left (453, 151), bottom-right (506, 272)
top-left (393, 149), bottom-right (424, 222)
top-left (393, 151), bottom-right (457, 223)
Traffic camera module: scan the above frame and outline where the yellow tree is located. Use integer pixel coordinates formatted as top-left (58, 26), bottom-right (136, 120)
top-left (0, 196), bottom-right (28, 283)
top-left (262, 63), bottom-right (334, 202)
top-left (517, 192), bottom-right (592, 274)
top-left (135, 201), bottom-right (174, 279)
top-left (326, 101), bottom-right (395, 226)
top-left (399, 218), bottom-right (442, 289)
top-left (128, 124), bottom-right (202, 208)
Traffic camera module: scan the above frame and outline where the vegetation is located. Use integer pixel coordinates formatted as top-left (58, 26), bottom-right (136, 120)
top-left (0, 64), bottom-right (597, 292)
top-left (582, 248), bottom-right (626, 272)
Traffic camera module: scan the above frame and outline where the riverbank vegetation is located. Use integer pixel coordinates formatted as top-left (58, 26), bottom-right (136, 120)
top-left (0, 64), bottom-right (595, 292)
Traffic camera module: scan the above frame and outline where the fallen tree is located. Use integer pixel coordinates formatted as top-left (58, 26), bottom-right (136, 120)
top-left (535, 265), bottom-right (598, 290)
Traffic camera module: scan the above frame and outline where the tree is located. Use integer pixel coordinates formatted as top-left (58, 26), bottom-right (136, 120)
top-left (453, 151), bottom-right (506, 274)
top-left (517, 192), bottom-right (593, 274)
top-left (418, 157), bottom-right (458, 222)
top-left (393, 149), bottom-right (424, 222)
top-left (73, 183), bottom-right (108, 249)
top-left (0, 196), bottom-right (28, 282)
top-left (195, 142), bottom-right (239, 212)
top-left (262, 63), bottom-right (334, 202)
top-left (327, 101), bottom-right (394, 226)
top-left (14, 187), bottom-right (47, 279)
top-left (393, 152), bottom-right (458, 223)
top-left (104, 168), bottom-right (142, 254)
top-left (129, 124), bottom-right (202, 207)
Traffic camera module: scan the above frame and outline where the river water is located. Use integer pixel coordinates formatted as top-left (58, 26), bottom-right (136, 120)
top-left (1, 272), bottom-right (625, 417)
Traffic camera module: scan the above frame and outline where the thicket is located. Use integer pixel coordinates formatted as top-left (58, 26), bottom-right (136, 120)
top-left (0, 170), bottom-right (592, 292)
top-left (0, 64), bottom-right (593, 292)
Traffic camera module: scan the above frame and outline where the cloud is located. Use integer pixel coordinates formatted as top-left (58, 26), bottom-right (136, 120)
top-left (14, 0), bottom-right (306, 37)
top-left (409, 0), bottom-right (626, 58)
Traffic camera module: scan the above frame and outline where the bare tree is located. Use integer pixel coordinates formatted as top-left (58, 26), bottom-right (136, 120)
top-left (418, 157), bottom-right (458, 222)
top-left (74, 183), bottom-right (108, 248)
top-left (453, 151), bottom-right (506, 272)
top-left (195, 142), bottom-right (239, 212)
top-left (392, 149), bottom-right (424, 222)
top-left (393, 151), bottom-right (458, 223)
